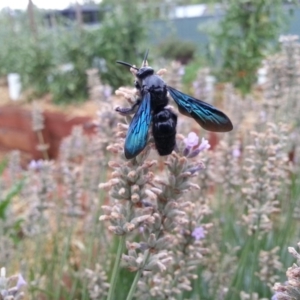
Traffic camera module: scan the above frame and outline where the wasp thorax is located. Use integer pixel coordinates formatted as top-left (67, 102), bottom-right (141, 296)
top-left (136, 67), bottom-right (154, 79)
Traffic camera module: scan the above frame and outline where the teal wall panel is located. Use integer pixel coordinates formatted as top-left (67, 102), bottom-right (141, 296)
top-left (148, 7), bottom-right (300, 49)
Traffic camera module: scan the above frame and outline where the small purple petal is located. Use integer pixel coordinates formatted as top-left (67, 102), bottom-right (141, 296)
top-left (271, 293), bottom-right (278, 300)
top-left (198, 138), bottom-right (211, 152)
top-left (187, 148), bottom-right (201, 158)
top-left (28, 160), bottom-right (43, 171)
top-left (186, 162), bottom-right (205, 174)
top-left (16, 274), bottom-right (27, 289)
top-left (188, 138), bottom-right (210, 158)
top-left (232, 148), bottom-right (241, 158)
top-left (104, 85), bottom-right (112, 98)
top-left (178, 67), bottom-right (185, 76)
top-left (28, 160), bottom-right (38, 170)
top-left (192, 226), bottom-right (206, 240)
top-left (183, 146), bottom-right (191, 157)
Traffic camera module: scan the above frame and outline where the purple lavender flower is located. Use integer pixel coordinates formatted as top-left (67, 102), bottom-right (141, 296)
top-left (184, 132), bottom-right (199, 148)
top-left (16, 274), bottom-right (27, 289)
top-left (186, 162), bottom-right (205, 174)
top-left (183, 132), bottom-right (211, 158)
top-left (232, 148), bottom-right (241, 158)
top-left (191, 226), bottom-right (206, 240)
top-left (183, 132), bottom-right (199, 156)
top-left (104, 85), bottom-right (112, 99)
top-left (0, 272), bottom-right (27, 298)
top-left (198, 137), bottom-right (211, 152)
top-left (271, 293), bottom-right (278, 300)
top-left (188, 137), bottom-right (211, 158)
top-left (28, 160), bottom-right (43, 171)
top-left (178, 66), bottom-right (185, 76)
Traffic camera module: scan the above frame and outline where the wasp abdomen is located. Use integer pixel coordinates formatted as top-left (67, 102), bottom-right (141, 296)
top-left (152, 108), bottom-right (177, 156)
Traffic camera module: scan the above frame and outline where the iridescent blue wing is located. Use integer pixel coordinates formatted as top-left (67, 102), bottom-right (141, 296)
top-left (124, 92), bottom-right (152, 159)
top-left (167, 86), bottom-right (233, 132)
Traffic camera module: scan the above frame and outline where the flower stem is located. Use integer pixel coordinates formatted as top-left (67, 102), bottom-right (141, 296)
top-left (249, 215), bottom-right (262, 293)
top-left (126, 268), bottom-right (142, 300)
top-left (107, 235), bottom-right (126, 300)
top-left (126, 250), bottom-right (150, 300)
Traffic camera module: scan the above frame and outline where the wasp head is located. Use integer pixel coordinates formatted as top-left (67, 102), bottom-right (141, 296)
top-left (136, 66), bottom-right (154, 79)
top-left (116, 49), bottom-right (154, 80)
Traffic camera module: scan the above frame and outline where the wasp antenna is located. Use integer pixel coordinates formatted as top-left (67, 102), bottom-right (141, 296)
top-left (142, 49), bottom-right (149, 67)
top-left (116, 61), bottom-right (139, 70)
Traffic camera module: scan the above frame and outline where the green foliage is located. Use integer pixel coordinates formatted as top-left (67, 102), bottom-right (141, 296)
top-left (21, 37), bottom-right (55, 97)
top-left (0, 14), bottom-right (27, 76)
top-left (98, 0), bottom-right (148, 89)
top-left (0, 2), bottom-right (147, 102)
top-left (207, 0), bottom-right (297, 94)
top-left (0, 180), bottom-right (24, 220)
top-left (49, 29), bottom-right (104, 104)
top-left (0, 11), bottom-right (54, 96)
top-left (0, 159), bottom-right (24, 245)
top-left (0, 159), bottom-right (7, 176)
top-left (157, 37), bottom-right (197, 64)
top-left (182, 56), bottom-right (205, 87)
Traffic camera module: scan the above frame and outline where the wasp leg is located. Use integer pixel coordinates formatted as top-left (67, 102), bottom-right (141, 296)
top-left (134, 80), bottom-right (141, 90)
top-left (115, 99), bottom-right (141, 116)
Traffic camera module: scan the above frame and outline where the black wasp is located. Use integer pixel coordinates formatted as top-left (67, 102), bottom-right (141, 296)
top-left (116, 50), bottom-right (233, 159)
